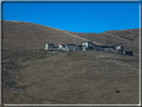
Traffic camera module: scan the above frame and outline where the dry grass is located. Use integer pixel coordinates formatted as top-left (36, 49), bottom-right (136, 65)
top-left (67, 28), bottom-right (140, 57)
top-left (2, 20), bottom-right (139, 104)
top-left (3, 51), bottom-right (139, 104)
top-left (2, 20), bottom-right (84, 52)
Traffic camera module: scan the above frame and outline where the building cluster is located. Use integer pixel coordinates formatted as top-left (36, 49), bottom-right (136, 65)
top-left (116, 46), bottom-right (133, 56)
top-left (45, 41), bottom-right (133, 56)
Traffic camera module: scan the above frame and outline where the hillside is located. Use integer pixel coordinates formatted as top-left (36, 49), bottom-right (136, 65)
top-left (2, 20), bottom-right (139, 104)
top-left (3, 20), bottom-right (139, 57)
top-left (66, 28), bottom-right (139, 57)
top-left (2, 20), bottom-right (89, 51)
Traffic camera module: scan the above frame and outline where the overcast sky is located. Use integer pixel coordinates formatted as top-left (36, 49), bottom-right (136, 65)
top-left (2, 1), bottom-right (140, 33)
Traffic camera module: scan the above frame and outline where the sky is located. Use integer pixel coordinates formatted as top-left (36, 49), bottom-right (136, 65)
top-left (2, 1), bottom-right (140, 33)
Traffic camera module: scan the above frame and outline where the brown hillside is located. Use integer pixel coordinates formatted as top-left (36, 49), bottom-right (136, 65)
top-left (2, 20), bottom-right (84, 51)
top-left (3, 20), bottom-right (139, 57)
top-left (3, 50), bottom-right (139, 104)
top-left (2, 20), bottom-right (139, 104)
top-left (66, 28), bottom-right (139, 57)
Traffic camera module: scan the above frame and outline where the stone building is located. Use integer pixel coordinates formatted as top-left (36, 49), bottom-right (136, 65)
top-left (45, 43), bottom-right (54, 50)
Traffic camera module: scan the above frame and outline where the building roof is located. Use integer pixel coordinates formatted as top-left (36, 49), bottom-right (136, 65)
top-left (77, 45), bottom-right (83, 47)
top-left (60, 44), bottom-right (65, 47)
top-left (95, 45), bottom-right (114, 48)
top-left (66, 44), bottom-right (76, 46)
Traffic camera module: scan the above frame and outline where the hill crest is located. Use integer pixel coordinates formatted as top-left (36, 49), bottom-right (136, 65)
top-left (2, 20), bottom-right (139, 57)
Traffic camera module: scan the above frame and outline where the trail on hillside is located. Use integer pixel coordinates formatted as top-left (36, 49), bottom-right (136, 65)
top-left (58, 29), bottom-right (103, 45)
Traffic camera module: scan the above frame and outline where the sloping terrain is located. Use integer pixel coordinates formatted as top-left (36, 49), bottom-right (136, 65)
top-left (2, 20), bottom-right (89, 52)
top-left (66, 28), bottom-right (139, 57)
top-left (2, 20), bottom-right (139, 104)
top-left (3, 51), bottom-right (139, 104)
top-left (3, 20), bottom-right (139, 57)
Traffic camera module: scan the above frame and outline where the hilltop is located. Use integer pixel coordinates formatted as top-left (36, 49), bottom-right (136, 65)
top-left (2, 20), bottom-right (139, 104)
top-left (3, 20), bottom-right (139, 56)
top-left (2, 20), bottom-right (85, 51)
top-left (66, 28), bottom-right (139, 57)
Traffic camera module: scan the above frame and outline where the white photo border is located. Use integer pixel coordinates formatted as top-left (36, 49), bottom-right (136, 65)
top-left (0, 0), bottom-right (141, 106)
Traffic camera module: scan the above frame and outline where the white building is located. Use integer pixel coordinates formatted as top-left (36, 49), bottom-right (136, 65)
top-left (117, 46), bottom-right (123, 50)
top-left (45, 43), bottom-right (54, 50)
top-left (65, 44), bottom-right (76, 51)
top-left (76, 45), bottom-right (83, 50)
top-left (82, 41), bottom-right (93, 49)
top-left (59, 44), bottom-right (66, 49)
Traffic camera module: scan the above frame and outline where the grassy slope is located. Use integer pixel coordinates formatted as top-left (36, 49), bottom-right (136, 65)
top-left (66, 28), bottom-right (139, 57)
top-left (2, 21), bottom-right (139, 104)
top-left (3, 51), bottom-right (139, 104)
top-left (3, 20), bottom-right (139, 57)
top-left (2, 20), bottom-right (84, 52)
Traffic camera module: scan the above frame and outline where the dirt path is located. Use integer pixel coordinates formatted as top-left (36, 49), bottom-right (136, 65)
top-left (56, 29), bottom-right (103, 45)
